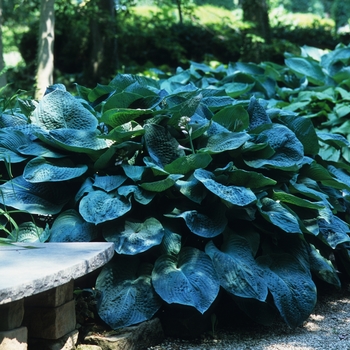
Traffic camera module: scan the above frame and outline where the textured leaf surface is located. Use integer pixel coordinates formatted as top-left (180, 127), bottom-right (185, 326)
top-left (200, 131), bottom-right (250, 154)
top-left (0, 176), bottom-right (70, 214)
top-left (79, 190), bottom-right (131, 224)
top-left (48, 129), bottom-right (109, 153)
top-left (206, 235), bottom-right (268, 301)
top-left (152, 247), bottom-right (220, 313)
top-left (49, 209), bottom-right (98, 242)
top-left (308, 244), bottom-right (341, 287)
top-left (100, 108), bottom-right (152, 128)
top-left (257, 253), bottom-right (317, 328)
top-left (247, 96), bottom-right (272, 130)
top-left (176, 175), bottom-right (207, 204)
top-left (170, 205), bottom-right (227, 238)
top-left (258, 197), bottom-right (302, 234)
top-left (11, 222), bottom-right (49, 243)
top-left (96, 258), bottom-right (162, 329)
top-left (117, 185), bottom-right (155, 205)
top-left (31, 89), bottom-right (98, 130)
top-left (23, 157), bottom-right (88, 182)
top-left (103, 218), bottom-right (165, 255)
top-left (144, 124), bottom-right (185, 167)
top-left (140, 174), bottom-right (183, 192)
top-left (194, 169), bottom-right (256, 206)
top-left (93, 175), bottom-right (127, 192)
top-left (245, 124), bottom-right (304, 170)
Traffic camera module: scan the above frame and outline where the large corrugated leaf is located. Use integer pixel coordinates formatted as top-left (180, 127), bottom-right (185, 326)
top-left (96, 257), bottom-right (162, 329)
top-left (104, 218), bottom-right (165, 255)
top-left (0, 176), bottom-right (70, 214)
top-left (152, 247), bottom-right (220, 313)
top-left (23, 157), bottom-right (88, 182)
top-left (31, 89), bottom-right (98, 130)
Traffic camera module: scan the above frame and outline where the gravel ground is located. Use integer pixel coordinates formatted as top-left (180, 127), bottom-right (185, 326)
top-left (148, 284), bottom-right (350, 350)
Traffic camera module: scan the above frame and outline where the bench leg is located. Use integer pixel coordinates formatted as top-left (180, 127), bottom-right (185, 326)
top-left (0, 299), bottom-right (27, 350)
top-left (24, 280), bottom-right (78, 349)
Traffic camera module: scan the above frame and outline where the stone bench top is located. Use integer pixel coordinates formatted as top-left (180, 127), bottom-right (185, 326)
top-left (0, 242), bottom-right (115, 305)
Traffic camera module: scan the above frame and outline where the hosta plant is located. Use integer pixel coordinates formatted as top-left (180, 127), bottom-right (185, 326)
top-left (1, 46), bottom-right (350, 334)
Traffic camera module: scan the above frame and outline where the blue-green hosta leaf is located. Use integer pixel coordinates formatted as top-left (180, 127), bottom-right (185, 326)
top-left (0, 147), bottom-right (27, 163)
top-left (308, 244), bottom-right (341, 288)
top-left (285, 57), bottom-right (326, 86)
top-left (143, 157), bottom-right (170, 176)
top-left (0, 129), bottom-right (30, 163)
top-left (75, 177), bottom-right (94, 202)
top-left (245, 124), bottom-right (304, 170)
top-left (49, 209), bottom-right (98, 242)
top-left (79, 190), bottom-right (131, 224)
top-left (10, 222), bottom-right (50, 243)
top-left (224, 82), bottom-right (255, 98)
top-left (167, 204), bottom-right (227, 238)
top-left (117, 185), bottom-right (155, 205)
top-left (152, 247), bottom-right (219, 313)
top-left (0, 113), bottom-right (28, 128)
top-left (122, 164), bottom-right (147, 182)
top-left (205, 235), bottom-right (268, 301)
top-left (31, 89), bottom-right (98, 130)
top-left (96, 257), bottom-right (162, 329)
top-left (160, 230), bottom-right (182, 256)
top-left (93, 175), bottom-right (127, 192)
top-left (212, 105), bottom-right (249, 132)
top-left (166, 94), bottom-right (203, 128)
top-left (176, 175), bottom-right (207, 204)
top-left (318, 132), bottom-right (350, 149)
top-left (257, 253), bottom-right (317, 328)
top-left (327, 165), bottom-right (350, 189)
top-left (164, 153), bottom-right (212, 175)
top-left (303, 161), bottom-right (350, 191)
top-left (48, 129), bottom-right (109, 154)
top-left (103, 122), bottom-right (145, 143)
top-left (271, 191), bottom-right (324, 210)
top-left (278, 115), bottom-right (319, 156)
top-left (17, 141), bottom-right (66, 158)
top-left (318, 211), bottom-right (350, 249)
top-left (100, 108), bottom-right (152, 128)
top-left (226, 169), bottom-right (277, 188)
top-left (194, 169), bottom-right (256, 206)
top-left (247, 96), bottom-right (272, 130)
top-left (0, 176), bottom-right (70, 214)
top-left (144, 124), bottom-right (186, 167)
top-left (140, 174), bottom-right (183, 192)
top-left (103, 91), bottom-right (145, 110)
top-left (199, 131), bottom-right (250, 154)
top-left (103, 218), bottom-right (165, 255)
top-left (257, 197), bottom-right (302, 234)
top-left (23, 157), bottom-right (88, 182)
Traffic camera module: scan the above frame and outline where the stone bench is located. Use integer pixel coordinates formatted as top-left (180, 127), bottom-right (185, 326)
top-left (0, 242), bottom-right (115, 350)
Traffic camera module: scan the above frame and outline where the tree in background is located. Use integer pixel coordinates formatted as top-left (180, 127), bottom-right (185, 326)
top-left (0, 0), bottom-right (7, 87)
top-left (86, 0), bottom-right (118, 85)
top-left (241, 0), bottom-right (270, 43)
top-left (331, 0), bottom-right (350, 31)
top-left (35, 0), bottom-right (55, 99)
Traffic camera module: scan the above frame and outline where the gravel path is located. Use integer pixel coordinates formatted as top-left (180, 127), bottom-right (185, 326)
top-left (149, 284), bottom-right (350, 350)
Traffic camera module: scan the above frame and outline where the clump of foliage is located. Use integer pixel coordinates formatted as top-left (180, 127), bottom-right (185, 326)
top-left (1, 44), bottom-right (350, 334)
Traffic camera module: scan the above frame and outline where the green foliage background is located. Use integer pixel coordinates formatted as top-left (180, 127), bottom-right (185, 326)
top-left (1, 44), bottom-right (350, 335)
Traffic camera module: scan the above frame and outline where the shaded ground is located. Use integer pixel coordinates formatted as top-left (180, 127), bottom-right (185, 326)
top-left (148, 284), bottom-right (350, 350)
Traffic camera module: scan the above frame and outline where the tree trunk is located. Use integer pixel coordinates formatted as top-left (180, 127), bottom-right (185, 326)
top-left (0, 0), bottom-right (7, 88)
top-left (241, 0), bottom-right (271, 43)
top-left (87, 0), bottom-right (117, 86)
top-left (35, 0), bottom-right (55, 99)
